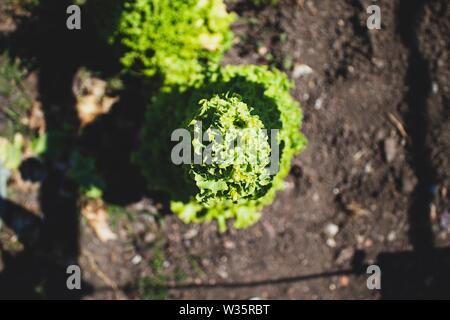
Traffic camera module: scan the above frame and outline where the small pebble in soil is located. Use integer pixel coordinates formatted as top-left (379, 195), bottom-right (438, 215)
top-left (217, 267), bottom-right (228, 279)
top-left (384, 137), bottom-right (397, 163)
top-left (144, 232), bottom-right (156, 244)
top-left (258, 46), bottom-right (268, 56)
top-left (430, 204), bottom-right (438, 223)
top-left (441, 186), bottom-right (448, 198)
top-left (364, 239), bottom-right (373, 248)
top-left (184, 228), bottom-right (198, 240)
top-left (387, 231), bottom-right (396, 242)
top-left (326, 238), bottom-right (337, 248)
top-left (292, 64), bottom-right (313, 78)
top-left (314, 97), bottom-right (323, 110)
top-left (338, 276), bottom-right (350, 287)
top-left (131, 254), bottom-right (142, 265)
top-left (312, 192), bottom-right (320, 202)
top-left (224, 240), bottom-right (236, 249)
top-left (324, 223), bottom-right (339, 238)
top-left (432, 82), bottom-right (439, 94)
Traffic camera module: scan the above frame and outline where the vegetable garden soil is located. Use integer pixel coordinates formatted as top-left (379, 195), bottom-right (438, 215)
top-left (1, 0), bottom-right (449, 299)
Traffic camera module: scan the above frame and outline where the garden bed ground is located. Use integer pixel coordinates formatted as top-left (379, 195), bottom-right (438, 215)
top-left (0, 0), bottom-right (449, 299)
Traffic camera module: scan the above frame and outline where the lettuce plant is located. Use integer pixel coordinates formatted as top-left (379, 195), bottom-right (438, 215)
top-left (135, 65), bottom-right (307, 231)
top-left (90, 0), bottom-right (235, 87)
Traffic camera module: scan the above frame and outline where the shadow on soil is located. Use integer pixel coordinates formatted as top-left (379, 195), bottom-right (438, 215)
top-left (0, 0), bottom-right (150, 298)
top-left (375, 0), bottom-right (450, 299)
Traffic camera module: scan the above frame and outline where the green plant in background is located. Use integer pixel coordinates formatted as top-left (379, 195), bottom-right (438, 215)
top-left (0, 134), bottom-right (24, 171)
top-left (135, 64), bottom-right (307, 231)
top-left (0, 53), bottom-right (37, 174)
top-left (0, 53), bottom-right (32, 140)
top-left (89, 0), bottom-right (235, 88)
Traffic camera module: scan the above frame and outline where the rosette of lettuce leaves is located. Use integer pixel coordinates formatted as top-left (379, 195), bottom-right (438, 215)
top-left (135, 65), bottom-right (307, 231)
top-left (89, 0), bottom-right (235, 87)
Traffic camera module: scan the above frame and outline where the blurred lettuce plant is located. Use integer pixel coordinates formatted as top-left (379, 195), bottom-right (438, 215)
top-left (0, 54), bottom-right (36, 172)
top-left (89, 0), bottom-right (235, 87)
top-left (135, 64), bottom-right (307, 231)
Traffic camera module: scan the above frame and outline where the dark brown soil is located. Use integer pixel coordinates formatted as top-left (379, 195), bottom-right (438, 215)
top-left (0, 0), bottom-right (449, 300)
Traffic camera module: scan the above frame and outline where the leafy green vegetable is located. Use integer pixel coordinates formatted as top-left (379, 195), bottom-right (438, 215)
top-left (89, 0), bottom-right (235, 87)
top-left (135, 64), bottom-right (307, 231)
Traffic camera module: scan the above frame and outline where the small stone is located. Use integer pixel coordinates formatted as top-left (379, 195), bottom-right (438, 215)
top-left (432, 82), bottom-right (439, 94)
top-left (387, 231), bottom-right (396, 242)
top-left (338, 276), bottom-right (350, 287)
top-left (364, 239), bottom-right (373, 248)
top-left (312, 192), bottom-right (320, 202)
top-left (441, 186), bottom-right (448, 198)
top-left (384, 137), bottom-right (397, 163)
top-left (326, 238), bottom-right (337, 248)
top-left (184, 228), bottom-right (198, 240)
top-left (258, 46), bottom-right (268, 56)
top-left (217, 267), bottom-right (228, 279)
top-left (371, 57), bottom-right (385, 69)
top-left (292, 64), bottom-right (313, 78)
top-left (356, 235), bottom-right (365, 245)
top-left (430, 204), bottom-right (437, 223)
top-left (324, 223), bottom-right (339, 238)
top-left (314, 98), bottom-right (323, 110)
top-left (131, 255), bottom-right (142, 265)
top-left (224, 240), bottom-right (236, 249)
top-left (144, 232), bottom-right (156, 243)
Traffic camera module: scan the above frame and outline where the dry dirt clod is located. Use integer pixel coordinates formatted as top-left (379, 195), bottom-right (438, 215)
top-left (184, 228), bottom-right (198, 240)
top-left (292, 64), bottom-right (313, 78)
top-left (74, 73), bottom-right (117, 127)
top-left (82, 199), bottom-right (117, 243)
